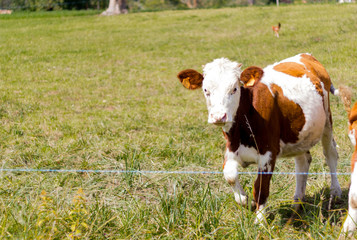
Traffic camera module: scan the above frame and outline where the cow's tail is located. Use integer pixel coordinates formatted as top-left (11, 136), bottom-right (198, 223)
top-left (338, 85), bottom-right (352, 117)
top-left (330, 83), bottom-right (339, 96)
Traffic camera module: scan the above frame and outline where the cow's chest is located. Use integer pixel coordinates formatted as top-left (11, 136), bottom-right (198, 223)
top-left (226, 144), bottom-right (273, 171)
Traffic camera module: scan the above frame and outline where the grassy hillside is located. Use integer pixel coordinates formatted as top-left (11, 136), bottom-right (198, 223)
top-left (0, 4), bottom-right (357, 238)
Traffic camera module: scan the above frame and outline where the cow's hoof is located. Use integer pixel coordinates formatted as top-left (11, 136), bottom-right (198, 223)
top-left (254, 204), bottom-right (267, 225)
top-left (234, 193), bottom-right (248, 206)
top-left (332, 188), bottom-right (342, 198)
top-left (292, 198), bottom-right (305, 212)
top-left (234, 193), bottom-right (256, 209)
top-left (254, 211), bottom-right (267, 226)
top-left (293, 203), bottom-right (302, 213)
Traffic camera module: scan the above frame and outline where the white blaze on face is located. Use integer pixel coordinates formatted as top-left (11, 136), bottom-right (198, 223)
top-left (202, 58), bottom-right (242, 128)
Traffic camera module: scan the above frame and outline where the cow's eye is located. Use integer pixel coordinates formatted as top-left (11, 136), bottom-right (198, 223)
top-left (231, 88), bottom-right (237, 95)
top-left (204, 89), bottom-right (210, 96)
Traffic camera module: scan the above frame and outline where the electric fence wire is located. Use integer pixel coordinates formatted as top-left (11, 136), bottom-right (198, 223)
top-left (0, 168), bottom-right (351, 175)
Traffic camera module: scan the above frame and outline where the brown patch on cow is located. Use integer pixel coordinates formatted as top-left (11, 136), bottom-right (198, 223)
top-left (240, 66), bottom-right (264, 88)
top-left (270, 84), bottom-right (306, 143)
top-left (349, 102), bottom-right (357, 125)
top-left (351, 151), bottom-right (357, 173)
top-left (349, 100), bottom-right (357, 171)
top-left (273, 61), bottom-right (324, 97)
top-left (273, 62), bottom-right (306, 78)
top-left (222, 130), bottom-right (231, 149)
top-left (222, 129), bottom-right (228, 140)
top-left (300, 54), bottom-right (331, 93)
top-left (223, 155), bottom-right (227, 170)
top-left (251, 83), bottom-right (276, 121)
top-left (177, 69), bottom-right (203, 90)
top-left (226, 83), bottom-right (281, 155)
top-left (253, 172), bottom-right (273, 205)
top-left (350, 103), bottom-right (357, 172)
top-left (306, 72), bottom-right (324, 97)
top-left (351, 121), bottom-right (357, 134)
top-left (229, 83), bottom-right (280, 155)
top-left (222, 130), bottom-right (230, 170)
top-left (252, 156), bottom-right (277, 205)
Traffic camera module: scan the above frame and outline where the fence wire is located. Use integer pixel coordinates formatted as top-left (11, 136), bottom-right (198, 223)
top-left (0, 168), bottom-right (351, 175)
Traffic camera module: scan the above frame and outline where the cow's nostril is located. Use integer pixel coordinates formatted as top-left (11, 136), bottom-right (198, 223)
top-left (221, 113), bottom-right (227, 122)
top-left (209, 112), bottom-right (227, 125)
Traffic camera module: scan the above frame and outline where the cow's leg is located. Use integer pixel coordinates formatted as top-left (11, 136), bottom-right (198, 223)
top-left (322, 120), bottom-right (342, 199)
top-left (223, 156), bottom-right (248, 206)
top-left (294, 151), bottom-right (312, 209)
top-left (342, 167), bottom-right (357, 236)
top-left (342, 152), bottom-right (357, 236)
top-left (253, 156), bottom-right (276, 224)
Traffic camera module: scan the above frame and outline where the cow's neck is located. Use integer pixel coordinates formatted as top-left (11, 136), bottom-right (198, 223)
top-left (223, 87), bottom-right (257, 152)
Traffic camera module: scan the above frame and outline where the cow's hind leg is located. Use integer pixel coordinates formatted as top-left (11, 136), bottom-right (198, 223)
top-left (283, 152), bottom-right (312, 226)
top-left (322, 120), bottom-right (342, 200)
top-left (294, 151), bottom-right (312, 210)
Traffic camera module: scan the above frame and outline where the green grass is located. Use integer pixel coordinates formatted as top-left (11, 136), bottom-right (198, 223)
top-left (0, 4), bottom-right (357, 239)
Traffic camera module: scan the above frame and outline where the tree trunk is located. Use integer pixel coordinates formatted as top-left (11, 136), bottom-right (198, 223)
top-left (182, 0), bottom-right (198, 8)
top-left (119, 0), bottom-right (128, 13)
top-left (101, 0), bottom-right (128, 15)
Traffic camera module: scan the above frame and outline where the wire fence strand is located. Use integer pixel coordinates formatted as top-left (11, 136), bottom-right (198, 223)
top-left (0, 168), bottom-right (351, 175)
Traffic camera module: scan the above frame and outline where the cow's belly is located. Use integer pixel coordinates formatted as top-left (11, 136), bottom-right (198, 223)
top-left (279, 107), bottom-right (327, 157)
top-left (279, 139), bottom-right (320, 157)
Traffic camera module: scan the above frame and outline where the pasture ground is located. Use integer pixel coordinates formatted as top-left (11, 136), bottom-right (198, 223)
top-left (0, 4), bottom-right (357, 239)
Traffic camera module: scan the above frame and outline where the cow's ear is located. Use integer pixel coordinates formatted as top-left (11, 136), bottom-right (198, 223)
top-left (240, 66), bottom-right (264, 88)
top-left (177, 69), bottom-right (203, 90)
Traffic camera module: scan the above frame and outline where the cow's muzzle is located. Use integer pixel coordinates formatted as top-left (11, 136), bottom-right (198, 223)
top-left (209, 113), bottom-right (227, 125)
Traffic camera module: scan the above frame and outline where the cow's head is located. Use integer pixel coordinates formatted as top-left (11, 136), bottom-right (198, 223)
top-left (178, 58), bottom-right (264, 128)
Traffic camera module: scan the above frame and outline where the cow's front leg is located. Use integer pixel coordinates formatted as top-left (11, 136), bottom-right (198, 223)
top-left (223, 156), bottom-right (248, 206)
top-left (254, 156), bottom-right (276, 224)
top-left (342, 176), bottom-right (357, 236)
top-left (342, 155), bottom-right (357, 236)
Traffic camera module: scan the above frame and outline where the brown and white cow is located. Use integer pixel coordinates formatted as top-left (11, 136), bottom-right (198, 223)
top-left (177, 53), bottom-right (342, 223)
top-left (339, 86), bottom-right (357, 235)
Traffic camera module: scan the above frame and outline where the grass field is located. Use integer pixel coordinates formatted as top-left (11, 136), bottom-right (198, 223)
top-left (0, 4), bottom-right (357, 239)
